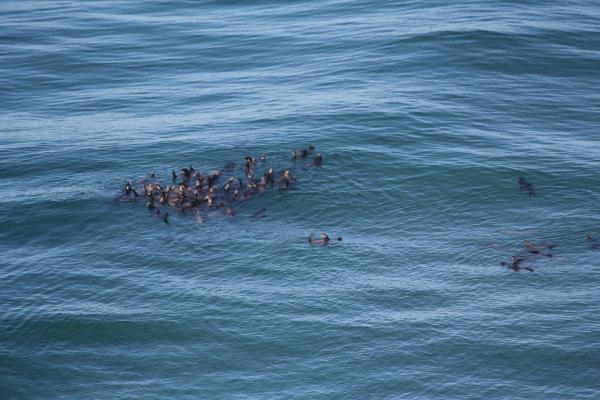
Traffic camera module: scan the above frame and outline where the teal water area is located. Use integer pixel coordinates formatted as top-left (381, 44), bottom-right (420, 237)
top-left (1, 1), bottom-right (600, 398)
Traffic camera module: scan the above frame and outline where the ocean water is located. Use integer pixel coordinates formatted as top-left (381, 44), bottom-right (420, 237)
top-left (2, 1), bottom-right (600, 398)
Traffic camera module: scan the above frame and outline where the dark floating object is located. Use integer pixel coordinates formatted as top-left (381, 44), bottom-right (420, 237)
top-left (117, 146), bottom-right (321, 224)
top-left (518, 177), bottom-right (536, 197)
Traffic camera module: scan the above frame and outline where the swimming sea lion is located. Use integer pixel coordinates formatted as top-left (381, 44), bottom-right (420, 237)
top-left (523, 240), bottom-right (554, 256)
top-left (507, 255), bottom-right (534, 272)
top-left (251, 208), bottom-right (267, 222)
top-left (224, 206), bottom-right (235, 220)
top-left (587, 234), bottom-right (600, 249)
top-left (518, 177), bottom-right (536, 196)
top-left (265, 168), bottom-right (275, 185)
top-left (124, 181), bottom-right (138, 197)
top-left (308, 233), bottom-right (331, 245)
top-left (314, 153), bottom-right (323, 166)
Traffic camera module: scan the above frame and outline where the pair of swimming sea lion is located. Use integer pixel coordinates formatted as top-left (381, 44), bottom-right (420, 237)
top-left (500, 240), bottom-right (555, 272)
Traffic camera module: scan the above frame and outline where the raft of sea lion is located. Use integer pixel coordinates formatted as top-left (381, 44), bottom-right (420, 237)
top-left (116, 146), bottom-right (322, 224)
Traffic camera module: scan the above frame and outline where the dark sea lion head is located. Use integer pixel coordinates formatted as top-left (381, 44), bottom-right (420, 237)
top-left (308, 144), bottom-right (315, 152)
top-left (314, 153), bottom-right (323, 165)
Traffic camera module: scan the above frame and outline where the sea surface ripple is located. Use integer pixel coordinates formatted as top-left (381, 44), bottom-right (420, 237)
top-left (1, 1), bottom-right (600, 399)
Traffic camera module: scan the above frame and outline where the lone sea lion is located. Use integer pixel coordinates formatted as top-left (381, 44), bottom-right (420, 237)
top-left (308, 233), bottom-right (342, 245)
top-left (251, 208), bottom-right (267, 222)
top-left (314, 153), bottom-right (323, 166)
top-left (518, 177), bottom-right (536, 197)
top-left (500, 256), bottom-right (534, 272)
top-left (587, 234), bottom-right (600, 249)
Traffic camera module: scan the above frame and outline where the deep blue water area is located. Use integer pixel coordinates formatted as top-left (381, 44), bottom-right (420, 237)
top-left (2, 1), bottom-right (600, 399)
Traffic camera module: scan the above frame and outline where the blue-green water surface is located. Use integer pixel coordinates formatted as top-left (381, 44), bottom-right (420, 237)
top-left (1, 1), bottom-right (600, 399)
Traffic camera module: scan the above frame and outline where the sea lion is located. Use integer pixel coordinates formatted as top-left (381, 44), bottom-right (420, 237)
top-left (507, 255), bottom-right (534, 272)
top-left (518, 177), bottom-right (536, 197)
top-left (124, 181), bottom-right (138, 197)
top-left (279, 170), bottom-right (295, 190)
top-left (308, 233), bottom-right (331, 245)
top-left (523, 240), bottom-right (554, 256)
top-left (587, 234), bottom-right (600, 249)
top-left (224, 206), bottom-right (235, 220)
top-left (223, 160), bottom-right (236, 173)
top-left (244, 159), bottom-right (253, 175)
top-left (314, 153), bottom-right (323, 166)
top-left (251, 208), bottom-right (267, 222)
top-left (159, 191), bottom-right (168, 205)
top-left (265, 168), bottom-right (275, 185)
